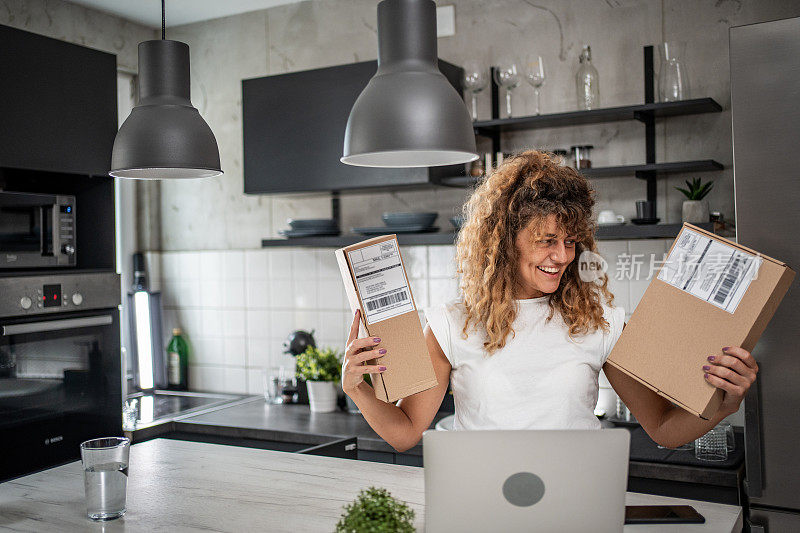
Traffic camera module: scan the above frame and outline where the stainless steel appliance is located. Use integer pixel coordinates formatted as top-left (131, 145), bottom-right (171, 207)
top-left (0, 271), bottom-right (121, 482)
top-left (0, 191), bottom-right (76, 269)
top-left (730, 16), bottom-right (800, 530)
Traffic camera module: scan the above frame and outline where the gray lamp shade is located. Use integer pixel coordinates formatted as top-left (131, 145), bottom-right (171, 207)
top-left (341, 0), bottom-right (477, 168)
top-left (110, 40), bottom-right (222, 179)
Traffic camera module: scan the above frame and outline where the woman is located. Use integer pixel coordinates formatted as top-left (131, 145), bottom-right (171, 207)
top-left (342, 150), bottom-right (758, 452)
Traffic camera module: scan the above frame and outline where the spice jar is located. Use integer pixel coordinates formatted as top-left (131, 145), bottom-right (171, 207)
top-left (571, 145), bottom-right (593, 169)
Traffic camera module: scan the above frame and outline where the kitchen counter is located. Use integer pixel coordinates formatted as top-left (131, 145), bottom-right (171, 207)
top-left (0, 438), bottom-right (742, 532)
top-left (130, 398), bottom-right (744, 504)
top-left (132, 396), bottom-right (449, 456)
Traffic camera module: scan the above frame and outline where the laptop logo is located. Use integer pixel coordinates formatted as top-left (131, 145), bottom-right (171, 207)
top-left (502, 472), bottom-right (545, 507)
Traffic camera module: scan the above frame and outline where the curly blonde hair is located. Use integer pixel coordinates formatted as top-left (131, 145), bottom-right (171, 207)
top-left (455, 150), bottom-right (614, 354)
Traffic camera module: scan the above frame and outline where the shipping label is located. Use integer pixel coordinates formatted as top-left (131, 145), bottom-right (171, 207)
top-left (658, 228), bottom-right (762, 314)
top-left (348, 239), bottom-right (415, 324)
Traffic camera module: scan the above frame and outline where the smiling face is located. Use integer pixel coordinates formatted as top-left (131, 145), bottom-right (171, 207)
top-left (514, 214), bottom-right (577, 299)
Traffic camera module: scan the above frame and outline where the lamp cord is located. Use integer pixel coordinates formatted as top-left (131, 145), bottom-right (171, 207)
top-left (161, 0), bottom-right (165, 39)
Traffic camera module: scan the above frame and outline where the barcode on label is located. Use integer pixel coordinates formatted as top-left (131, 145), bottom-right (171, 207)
top-left (713, 256), bottom-right (743, 304)
top-left (365, 290), bottom-right (408, 312)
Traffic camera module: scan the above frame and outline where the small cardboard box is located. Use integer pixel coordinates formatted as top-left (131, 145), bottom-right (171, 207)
top-left (607, 223), bottom-right (795, 419)
top-left (336, 235), bottom-right (438, 403)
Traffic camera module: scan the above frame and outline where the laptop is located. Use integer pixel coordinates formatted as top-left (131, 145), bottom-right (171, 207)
top-left (423, 429), bottom-right (630, 533)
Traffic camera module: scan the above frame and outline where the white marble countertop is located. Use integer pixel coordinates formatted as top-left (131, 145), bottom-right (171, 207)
top-left (0, 438), bottom-right (742, 532)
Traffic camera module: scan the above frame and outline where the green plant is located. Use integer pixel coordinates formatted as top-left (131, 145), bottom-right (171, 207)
top-left (675, 177), bottom-right (714, 201)
top-left (335, 487), bottom-right (415, 533)
top-left (295, 346), bottom-right (341, 382)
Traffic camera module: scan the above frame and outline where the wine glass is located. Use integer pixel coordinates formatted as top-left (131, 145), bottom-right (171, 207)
top-left (462, 61), bottom-right (488, 122)
top-left (493, 60), bottom-right (521, 118)
top-left (524, 56), bottom-right (546, 115)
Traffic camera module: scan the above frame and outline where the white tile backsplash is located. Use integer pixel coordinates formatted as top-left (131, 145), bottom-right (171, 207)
top-left (223, 310), bottom-right (246, 337)
top-left (200, 309), bottom-right (224, 337)
top-left (224, 367), bottom-right (248, 394)
top-left (223, 279), bottom-right (246, 309)
top-left (247, 368), bottom-right (264, 395)
top-left (154, 240), bottom-right (660, 395)
top-left (292, 278), bottom-right (318, 309)
top-left (317, 279), bottom-right (344, 310)
top-left (199, 280), bottom-right (224, 309)
top-left (316, 249), bottom-right (340, 280)
top-left (244, 250), bottom-right (269, 280)
top-left (428, 245), bottom-right (457, 278)
top-left (223, 337), bottom-right (246, 367)
top-left (222, 251), bottom-right (245, 280)
top-left (245, 280), bottom-right (270, 309)
top-left (199, 251), bottom-right (223, 281)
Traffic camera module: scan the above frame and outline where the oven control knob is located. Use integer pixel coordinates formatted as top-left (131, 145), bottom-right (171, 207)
top-left (72, 293), bottom-right (83, 306)
top-left (20, 296), bottom-right (32, 310)
top-left (62, 244), bottom-right (75, 256)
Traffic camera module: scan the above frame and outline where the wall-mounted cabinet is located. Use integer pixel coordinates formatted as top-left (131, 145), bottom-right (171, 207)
top-left (242, 60), bottom-right (466, 194)
top-left (0, 24), bottom-right (117, 177)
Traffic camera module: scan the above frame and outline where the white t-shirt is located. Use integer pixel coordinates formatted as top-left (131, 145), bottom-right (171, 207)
top-left (425, 297), bottom-right (625, 431)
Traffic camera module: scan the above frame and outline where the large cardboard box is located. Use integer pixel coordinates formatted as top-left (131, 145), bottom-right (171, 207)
top-left (336, 235), bottom-right (438, 403)
top-left (607, 223), bottom-right (795, 419)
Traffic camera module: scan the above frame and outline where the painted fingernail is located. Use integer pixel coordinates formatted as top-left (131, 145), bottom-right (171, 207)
top-left (722, 346), bottom-right (731, 351)
top-left (708, 355), bottom-right (715, 361)
top-left (703, 365), bottom-right (711, 371)
top-left (704, 373), bottom-right (709, 379)
top-left (373, 337), bottom-right (381, 343)
top-left (379, 366), bottom-right (387, 371)
top-left (378, 348), bottom-right (387, 354)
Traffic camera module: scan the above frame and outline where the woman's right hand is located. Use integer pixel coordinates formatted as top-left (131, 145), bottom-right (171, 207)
top-left (342, 309), bottom-right (387, 395)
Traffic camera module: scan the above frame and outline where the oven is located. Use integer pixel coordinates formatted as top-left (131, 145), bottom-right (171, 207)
top-left (0, 191), bottom-right (76, 269)
top-left (0, 271), bottom-right (121, 481)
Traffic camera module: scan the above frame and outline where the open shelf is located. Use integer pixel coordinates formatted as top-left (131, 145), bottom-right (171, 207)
top-left (436, 159), bottom-right (723, 188)
top-left (583, 159), bottom-right (724, 178)
top-left (261, 223), bottom-right (714, 248)
top-left (473, 97), bottom-right (722, 134)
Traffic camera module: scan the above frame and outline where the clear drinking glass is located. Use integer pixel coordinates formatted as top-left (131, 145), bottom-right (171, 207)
top-left (695, 425), bottom-right (728, 462)
top-left (658, 41), bottom-right (689, 102)
top-left (493, 60), bottom-right (521, 118)
top-left (524, 56), bottom-right (546, 115)
top-left (462, 60), bottom-right (488, 122)
top-left (80, 437), bottom-right (130, 520)
top-left (720, 421), bottom-right (735, 452)
top-left (122, 398), bottom-right (138, 431)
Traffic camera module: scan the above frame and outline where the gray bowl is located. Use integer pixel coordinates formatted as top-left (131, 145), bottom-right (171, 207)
top-left (288, 218), bottom-right (338, 230)
top-left (381, 212), bottom-right (438, 228)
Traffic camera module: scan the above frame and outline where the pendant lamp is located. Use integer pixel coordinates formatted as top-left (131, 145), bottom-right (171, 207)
top-left (341, 0), bottom-right (478, 168)
top-left (110, 0), bottom-right (222, 179)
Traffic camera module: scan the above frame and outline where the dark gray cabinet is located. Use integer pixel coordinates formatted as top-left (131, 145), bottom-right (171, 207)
top-left (243, 60), bottom-right (466, 194)
top-left (0, 24), bottom-right (117, 176)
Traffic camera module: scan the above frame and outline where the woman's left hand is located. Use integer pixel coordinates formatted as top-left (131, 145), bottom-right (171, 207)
top-left (704, 346), bottom-right (759, 416)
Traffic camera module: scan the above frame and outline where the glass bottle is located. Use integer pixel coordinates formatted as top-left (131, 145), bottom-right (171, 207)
top-left (658, 41), bottom-right (689, 102)
top-left (166, 328), bottom-right (189, 390)
top-left (576, 45), bottom-right (600, 110)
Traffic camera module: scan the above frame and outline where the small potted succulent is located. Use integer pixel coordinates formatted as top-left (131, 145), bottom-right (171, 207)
top-left (336, 487), bottom-right (416, 533)
top-left (295, 346), bottom-right (342, 413)
top-left (676, 177), bottom-right (713, 224)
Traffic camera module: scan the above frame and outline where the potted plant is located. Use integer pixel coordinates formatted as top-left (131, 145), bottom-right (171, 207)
top-left (676, 177), bottom-right (713, 223)
top-left (295, 346), bottom-right (342, 413)
top-left (336, 487), bottom-right (415, 533)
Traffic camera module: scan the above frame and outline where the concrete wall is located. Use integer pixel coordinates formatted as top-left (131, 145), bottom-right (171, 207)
top-left (153, 0), bottom-right (800, 250)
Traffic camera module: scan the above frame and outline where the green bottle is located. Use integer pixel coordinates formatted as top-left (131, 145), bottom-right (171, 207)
top-left (166, 328), bottom-right (189, 390)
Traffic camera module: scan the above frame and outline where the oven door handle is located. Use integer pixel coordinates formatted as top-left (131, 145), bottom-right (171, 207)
top-left (1, 314), bottom-right (113, 335)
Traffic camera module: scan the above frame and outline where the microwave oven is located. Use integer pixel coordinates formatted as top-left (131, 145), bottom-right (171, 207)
top-left (0, 191), bottom-right (76, 269)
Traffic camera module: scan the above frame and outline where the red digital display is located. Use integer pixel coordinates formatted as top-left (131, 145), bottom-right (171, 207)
top-left (43, 284), bottom-right (61, 308)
